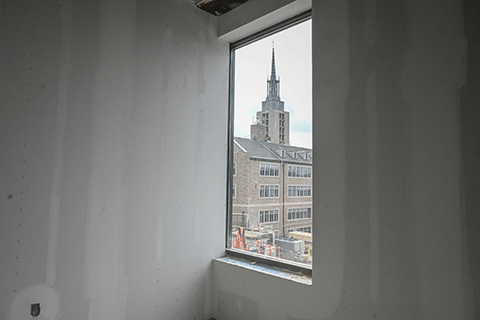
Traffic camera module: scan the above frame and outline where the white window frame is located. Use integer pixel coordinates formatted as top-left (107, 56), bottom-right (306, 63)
top-left (259, 163), bottom-right (279, 177)
top-left (288, 165), bottom-right (312, 178)
top-left (287, 185), bottom-right (312, 197)
top-left (259, 185), bottom-right (279, 198)
top-left (287, 207), bottom-right (312, 221)
top-left (259, 209), bottom-right (279, 223)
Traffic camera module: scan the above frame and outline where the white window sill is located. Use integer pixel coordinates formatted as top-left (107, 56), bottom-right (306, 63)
top-left (215, 250), bottom-right (312, 285)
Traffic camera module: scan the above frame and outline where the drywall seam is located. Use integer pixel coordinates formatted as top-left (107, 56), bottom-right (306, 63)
top-left (46, 0), bottom-right (72, 287)
top-left (366, 72), bottom-right (379, 305)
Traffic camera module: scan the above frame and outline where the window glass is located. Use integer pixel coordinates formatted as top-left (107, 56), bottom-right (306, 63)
top-left (229, 19), bottom-right (312, 265)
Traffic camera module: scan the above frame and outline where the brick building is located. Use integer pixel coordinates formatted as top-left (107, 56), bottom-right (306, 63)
top-left (232, 137), bottom-right (312, 238)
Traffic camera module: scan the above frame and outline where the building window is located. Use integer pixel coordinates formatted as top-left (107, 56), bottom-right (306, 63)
top-left (259, 163), bottom-right (279, 176)
top-left (259, 185), bottom-right (279, 198)
top-left (233, 162), bottom-right (236, 176)
top-left (287, 207), bottom-right (312, 220)
top-left (296, 226), bottom-right (312, 233)
top-left (288, 165), bottom-right (311, 178)
top-left (287, 185), bottom-right (311, 197)
top-left (259, 209), bottom-right (279, 223)
top-left (232, 184), bottom-right (236, 198)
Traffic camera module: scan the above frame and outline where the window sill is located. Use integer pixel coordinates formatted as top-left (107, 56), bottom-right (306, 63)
top-left (217, 249), bottom-right (312, 285)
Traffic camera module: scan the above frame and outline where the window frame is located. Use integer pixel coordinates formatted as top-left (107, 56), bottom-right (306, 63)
top-left (259, 209), bottom-right (280, 223)
top-left (225, 10), bottom-right (313, 276)
top-left (259, 185), bottom-right (279, 198)
top-left (259, 163), bottom-right (280, 177)
top-left (287, 207), bottom-right (312, 221)
top-left (287, 165), bottom-right (312, 178)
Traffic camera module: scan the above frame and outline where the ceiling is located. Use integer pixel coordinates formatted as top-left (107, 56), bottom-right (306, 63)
top-left (194, 0), bottom-right (249, 16)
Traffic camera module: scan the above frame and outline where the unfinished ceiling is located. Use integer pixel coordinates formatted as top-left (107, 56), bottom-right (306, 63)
top-left (194, 0), bottom-right (249, 16)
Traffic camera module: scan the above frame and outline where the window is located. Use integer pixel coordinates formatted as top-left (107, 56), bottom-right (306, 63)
top-left (287, 185), bottom-right (311, 197)
top-left (296, 226), bottom-right (312, 233)
top-left (288, 165), bottom-right (312, 178)
top-left (259, 185), bottom-right (279, 198)
top-left (259, 163), bottom-right (279, 176)
top-left (259, 209), bottom-right (279, 223)
top-left (287, 207), bottom-right (312, 220)
top-left (227, 12), bottom-right (312, 269)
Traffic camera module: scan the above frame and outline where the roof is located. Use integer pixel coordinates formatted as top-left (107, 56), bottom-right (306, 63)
top-left (234, 137), bottom-right (312, 165)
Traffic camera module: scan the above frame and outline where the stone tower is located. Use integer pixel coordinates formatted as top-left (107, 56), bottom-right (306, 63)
top-left (251, 45), bottom-right (290, 145)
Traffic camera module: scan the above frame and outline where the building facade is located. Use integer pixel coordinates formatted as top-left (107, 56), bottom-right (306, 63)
top-left (232, 137), bottom-right (312, 238)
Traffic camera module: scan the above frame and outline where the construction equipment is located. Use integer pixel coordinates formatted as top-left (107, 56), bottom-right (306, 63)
top-left (232, 227), bottom-right (250, 250)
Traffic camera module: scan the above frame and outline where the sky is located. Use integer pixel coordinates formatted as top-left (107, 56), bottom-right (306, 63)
top-left (234, 19), bottom-right (312, 149)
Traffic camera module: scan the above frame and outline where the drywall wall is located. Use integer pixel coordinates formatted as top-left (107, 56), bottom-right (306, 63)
top-left (0, 0), bottom-right (228, 319)
top-left (461, 0), bottom-right (480, 318)
top-left (212, 0), bottom-right (478, 319)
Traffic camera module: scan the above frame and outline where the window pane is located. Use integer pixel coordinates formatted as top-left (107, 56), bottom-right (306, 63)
top-left (229, 19), bottom-right (312, 265)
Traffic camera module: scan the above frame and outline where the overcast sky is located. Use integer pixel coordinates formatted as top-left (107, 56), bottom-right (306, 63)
top-left (234, 19), bottom-right (312, 149)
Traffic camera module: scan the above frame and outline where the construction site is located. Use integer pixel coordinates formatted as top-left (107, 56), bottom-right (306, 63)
top-left (231, 226), bottom-right (312, 265)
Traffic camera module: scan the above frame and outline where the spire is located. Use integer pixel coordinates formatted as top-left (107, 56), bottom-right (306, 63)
top-left (270, 41), bottom-right (276, 80)
top-left (267, 42), bottom-right (279, 99)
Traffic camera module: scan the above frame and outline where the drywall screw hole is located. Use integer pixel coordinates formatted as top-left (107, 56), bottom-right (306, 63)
top-left (7, 194), bottom-right (13, 199)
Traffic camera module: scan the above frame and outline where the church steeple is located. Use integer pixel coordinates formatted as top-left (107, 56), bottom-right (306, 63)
top-left (262, 43), bottom-right (284, 112)
top-left (253, 44), bottom-right (290, 145)
top-left (267, 42), bottom-right (280, 99)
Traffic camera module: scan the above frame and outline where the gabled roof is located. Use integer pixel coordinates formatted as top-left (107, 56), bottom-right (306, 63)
top-left (234, 137), bottom-right (312, 165)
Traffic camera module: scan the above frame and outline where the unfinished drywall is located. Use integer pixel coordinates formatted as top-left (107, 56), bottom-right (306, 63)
top-left (461, 0), bottom-right (480, 318)
top-left (213, 0), bottom-right (476, 319)
top-left (1, 0), bottom-right (228, 319)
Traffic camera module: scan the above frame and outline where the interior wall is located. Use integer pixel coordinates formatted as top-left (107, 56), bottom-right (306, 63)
top-left (461, 0), bottom-right (480, 318)
top-left (0, 1), bottom-right (228, 319)
top-left (212, 0), bottom-right (478, 319)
